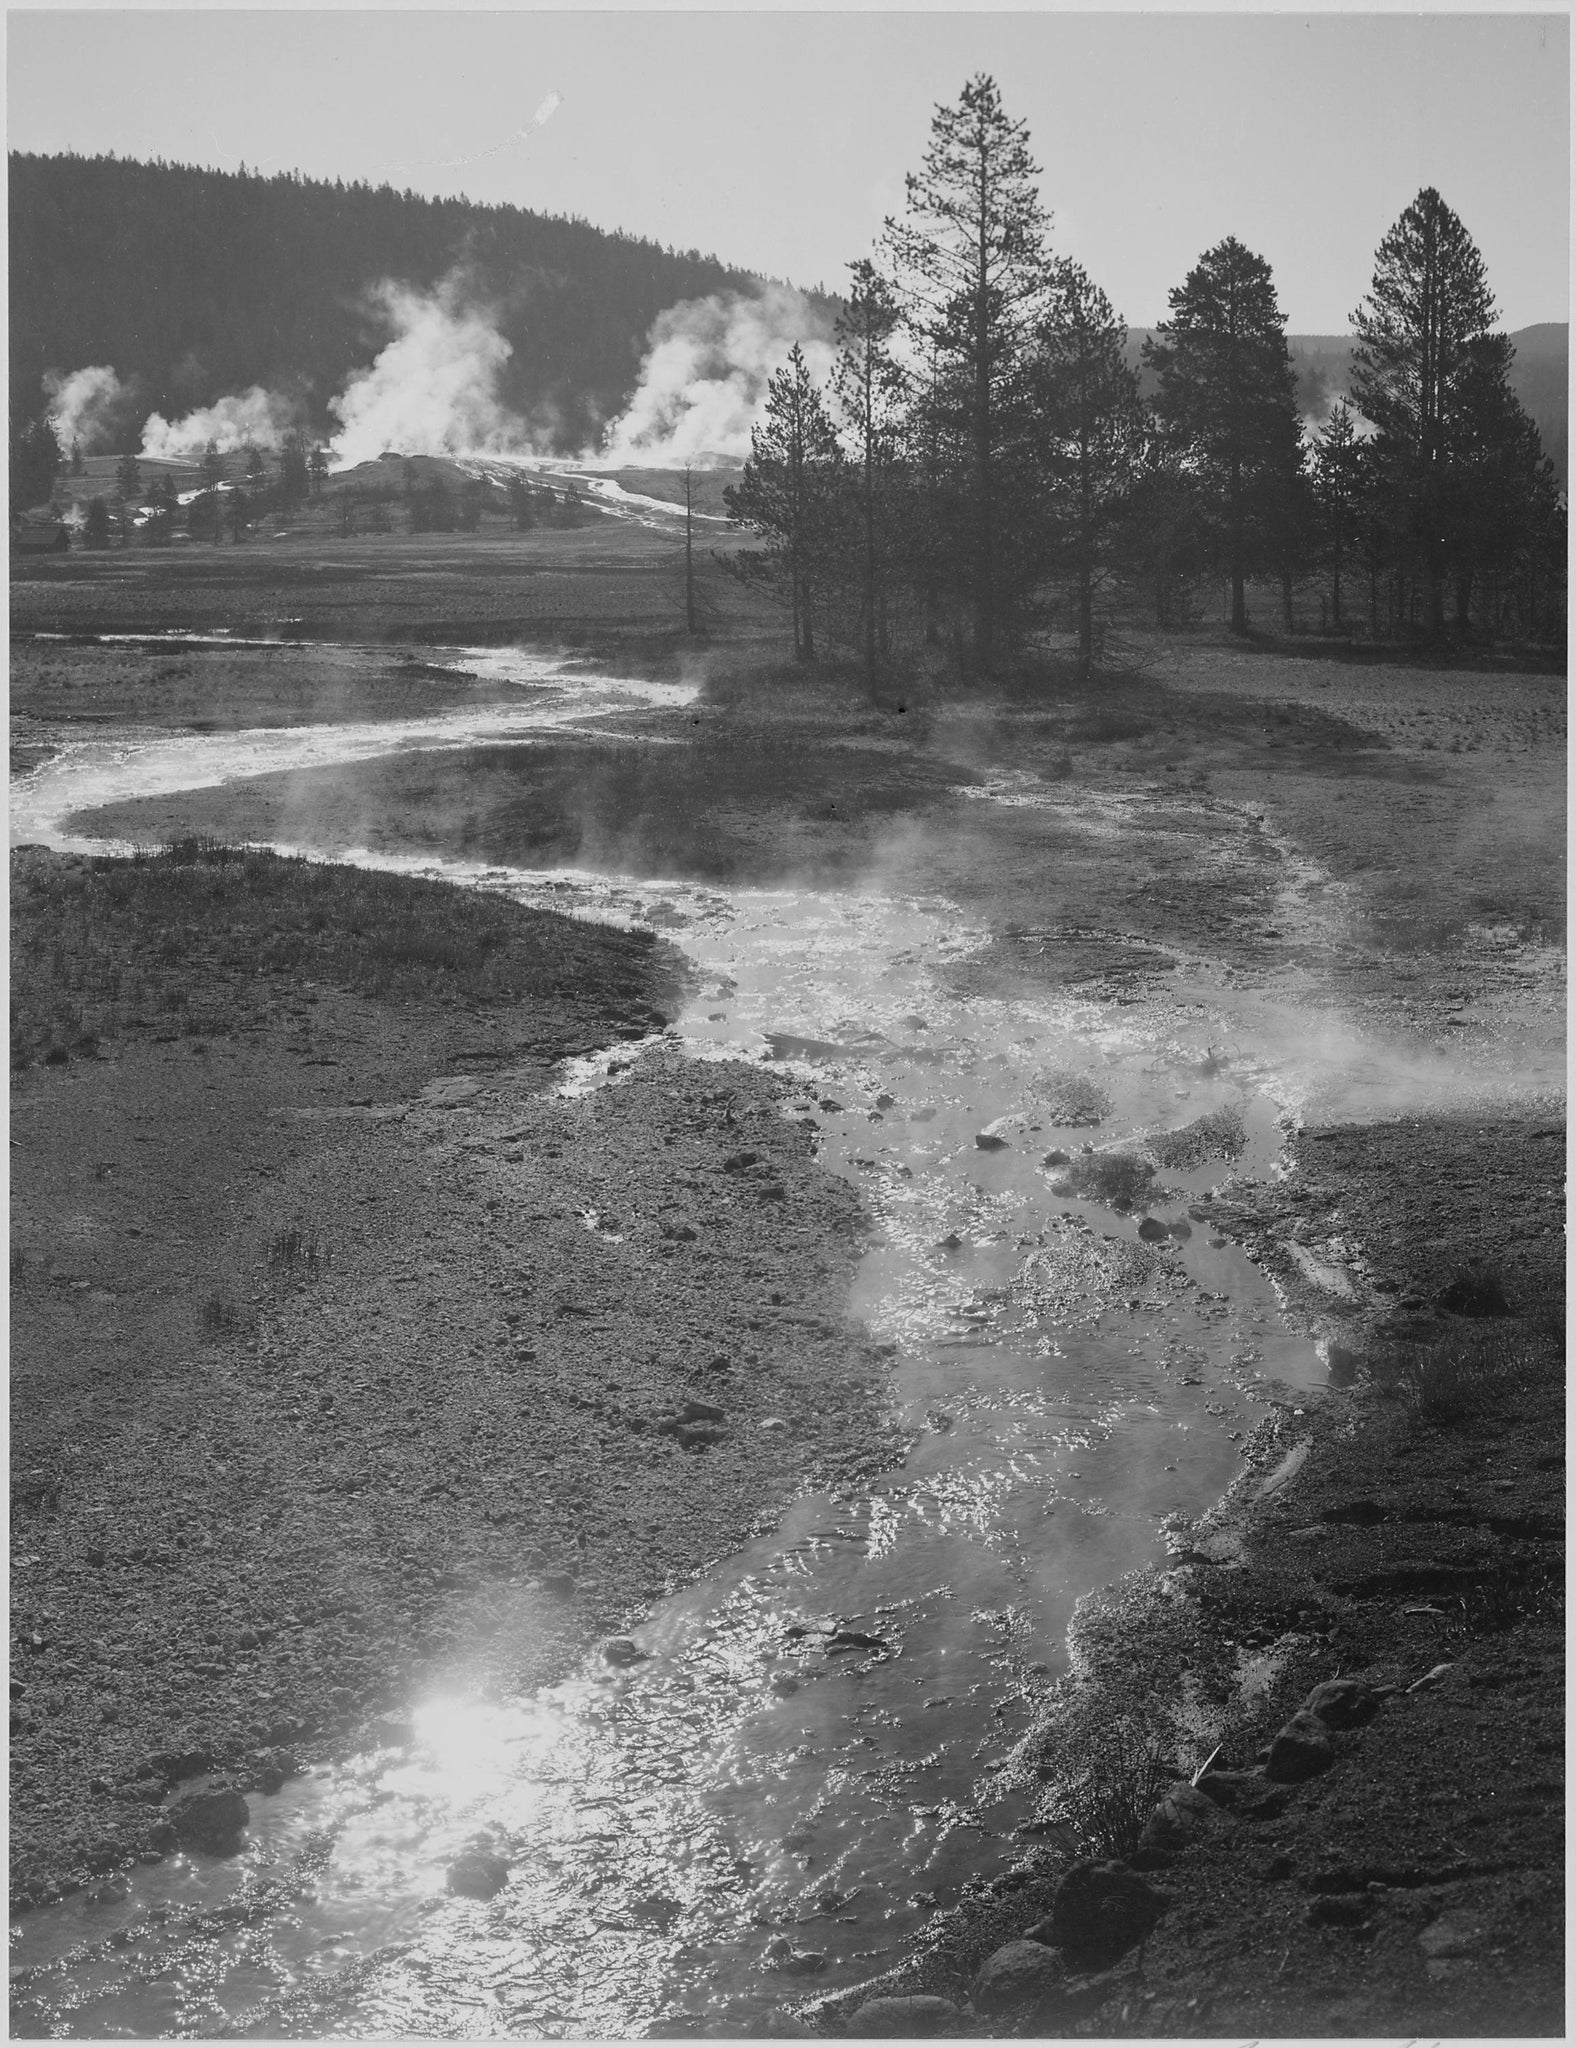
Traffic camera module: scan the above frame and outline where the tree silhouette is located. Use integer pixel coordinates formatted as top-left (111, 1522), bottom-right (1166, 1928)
top-left (1034, 260), bottom-right (1144, 678)
top-left (885, 75), bottom-right (1051, 672)
top-left (1146, 238), bottom-right (1304, 634)
top-left (725, 345), bottom-right (846, 662)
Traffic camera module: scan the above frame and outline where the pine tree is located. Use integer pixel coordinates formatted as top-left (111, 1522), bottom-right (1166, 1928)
top-left (278, 431), bottom-right (310, 508)
top-left (10, 413), bottom-right (62, 512)
top-left (1311, 399), bottom-right (1365, 627)
top-left (115, 452), bottom-right (142, 503)
top-left (832, 259), bottom-right (908, 691)
top-left (1033, 260), bottom-right (1144, 679)
top-left (1350, 188), bottom-right (1523, 638)
top-left (1145, 237), bottom-right (1304, 634)
top-left (201, 439), bottom-right (225, 492)
top-left (507, 475), bottom-right (536, 531)
top-left (885, 75), bottom-right (1051, 673)
top-left (724, 345), bottom-right (846, 662)
top-left (83, 496), bottom-right (112, 548)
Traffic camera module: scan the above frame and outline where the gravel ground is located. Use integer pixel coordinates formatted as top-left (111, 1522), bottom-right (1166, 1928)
top-left (9, 853), bottom-right (897, 1913)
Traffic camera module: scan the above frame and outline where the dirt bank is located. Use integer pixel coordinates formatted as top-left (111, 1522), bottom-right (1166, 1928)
top-left (9, 847), bottom-right (897, 1912)
top-left (797, 1104), bottom-right (1565, 2039)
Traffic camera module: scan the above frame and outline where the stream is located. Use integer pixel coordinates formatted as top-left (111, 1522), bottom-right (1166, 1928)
top-left (10, 647), bottom-right (1341, 2038)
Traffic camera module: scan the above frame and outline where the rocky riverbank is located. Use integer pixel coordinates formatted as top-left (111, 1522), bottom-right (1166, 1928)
top-left (9, 846), bottom-right (899, 1913)
top-left (791, 1103), bottom-right (1565, 2039)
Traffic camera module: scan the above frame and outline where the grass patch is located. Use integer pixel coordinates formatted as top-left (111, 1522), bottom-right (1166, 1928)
top-left (1435, 1259), bottom-right (1511, 1318)
top-left (1146, 1105), bottom-right (1247, 1171)
top-left (1373, 1319), bottom-right (1559, 1424)
top-left (1049, 1150), bottom-right (1159, 1209)
top-left (267, 1224), bottom-right (327, 1284)
top-left (10, 840), bottom-right (680, 1066)
top-left (1030, 1067), bottom-right (1112, 1127)
top-left (199, 1293), bottom-right (242, 1339)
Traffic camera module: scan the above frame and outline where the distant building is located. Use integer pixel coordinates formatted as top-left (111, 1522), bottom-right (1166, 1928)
top-left (10, 513), bottom-right (70, 553)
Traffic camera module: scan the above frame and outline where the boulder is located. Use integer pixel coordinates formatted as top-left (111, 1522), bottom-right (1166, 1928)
top-left (973, 1939), bottom-right (1068, 2014)
top-left (848, 1994), bottom-right (963, 2036)
top-left (1264, 1710), bottom-right (1335, 1782)
top-left (600, 1636), bottom-right (647, 1667)
top-left (1138, 1780), bottom-right (1231, 1852)
top-left (974, 1131), bottom-right (1011, 1152)
top-left (1192, 1769), bottom-right (1265, 1809)
top-left (1047, 1861), bottom-right (1167, 1967)
top-left (1136, 1218), bottom-right (1169, 1243)
top-left (168, 1788), bottom-right (249, 1857)
top-left (1300, 1678), bottom-right (1381, 1730)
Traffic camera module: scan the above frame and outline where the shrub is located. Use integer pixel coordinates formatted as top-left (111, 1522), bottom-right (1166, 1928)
top-left (1032, 1067), bottom-right (1112, 1127)
top-left (1435, 1259), bottom-right (1511, 1318)
top-left (1389, 1322), bottom-right (1554, 1424)
top-left (200, 1293), bottom-right (240, 1338)
top-left (1049, 1150), bottom-right (1157, 1208)
top-left (1048, 1720), bottom-right (1174, 1860)
top-left (267, 1223), bottom-right (327, 1283)
top-left (1147, 1105), bottom-right (1247, 1170)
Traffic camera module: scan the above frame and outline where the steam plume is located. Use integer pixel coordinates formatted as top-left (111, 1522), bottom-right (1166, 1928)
top-left (44, 365), bottom-right (129, 453)
top-left (141, 387), bottom-right (299, 461)
top-left (329, 274), bottom-right (532, 466)
top-left (600, 286), bottom-right (837, 467)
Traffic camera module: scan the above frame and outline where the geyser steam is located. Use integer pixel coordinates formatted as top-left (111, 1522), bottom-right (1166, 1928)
top-left (600, 286), bottom-right (837, 466)
top-left (44, 365), bottom-right (130, 453)
top-left (141, 387), bottom-right (300, 461)
top-left (329, 273), bottom-right (534, 466)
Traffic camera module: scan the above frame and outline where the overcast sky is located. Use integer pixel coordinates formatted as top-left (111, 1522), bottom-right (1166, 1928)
top-left (8, 9), bottom-right (1569, 331)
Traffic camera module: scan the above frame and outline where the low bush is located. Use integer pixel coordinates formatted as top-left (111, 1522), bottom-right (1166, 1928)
top-left (267, 1223), bottom-right (327, 1283)
top-left (1031, 1066), bottom-right (1112, 1127)
top-left (1147, 1104), bottom-right (1247, 1170)
top-left (1047, 1719), bottom-right (1174, 1861)
top-left (1382, 1321), bottom-right (1557, 1424)
top-left (1049, 1150), bottom-right (1158, 1209)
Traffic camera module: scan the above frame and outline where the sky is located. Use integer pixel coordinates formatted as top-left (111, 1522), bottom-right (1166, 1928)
top-left (7, 8), bottom-right (1569, 332)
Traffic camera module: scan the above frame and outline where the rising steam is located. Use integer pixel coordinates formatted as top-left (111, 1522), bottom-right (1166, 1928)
top-left (44, 365), bottom-right (130, 453)
top-left (599, 286), bottom-right (837, 467)
top-left (329, 274), bottom-right (534, 466)
top-left (141, 386), bottom-right (300, 461)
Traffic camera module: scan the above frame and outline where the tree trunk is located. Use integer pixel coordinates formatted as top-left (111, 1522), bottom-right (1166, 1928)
top-left (1281, 570), bottom-right (1294, 633)
top-left (863, 475), bottom-right (878, 696)
top-left (1228, 454), bottom-right (1244, 630)
top-left (973, 196), bottom-right (994, 676)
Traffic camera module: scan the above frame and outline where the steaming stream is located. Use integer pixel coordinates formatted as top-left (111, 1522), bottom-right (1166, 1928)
top-left (11, 649), bottom-right (1442, 2039)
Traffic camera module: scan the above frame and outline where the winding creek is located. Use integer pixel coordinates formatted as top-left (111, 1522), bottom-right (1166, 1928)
top-left (11, 644), bottom-right (1465, 2038)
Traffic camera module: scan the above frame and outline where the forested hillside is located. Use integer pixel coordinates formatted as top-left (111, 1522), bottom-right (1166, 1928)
top-left (9, 153), bottom-right (800, 451)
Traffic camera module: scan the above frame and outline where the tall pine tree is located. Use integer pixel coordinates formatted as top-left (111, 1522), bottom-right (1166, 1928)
top-left (1351, 187), bottom-right (1545, 640)
top-left (1033, 260), bottom-right (1144, 679)
top-left (885, 75), bottom-right (1050, 673)
top-left (832, 259), bottom-right (908, 692)
top-left (724, 345), bottom-right (846, 662)
top-left (1145, 238), bottom-right (1304, 635)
